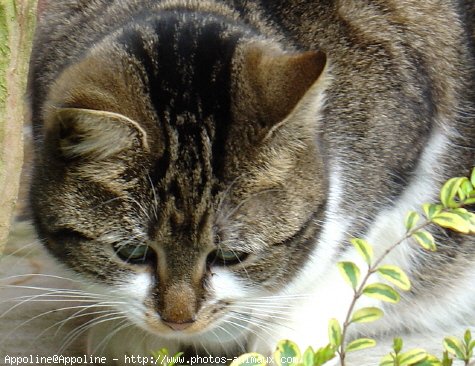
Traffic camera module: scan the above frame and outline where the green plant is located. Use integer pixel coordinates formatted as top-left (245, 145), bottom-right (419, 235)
top-left (151, 348), bottom-right (184, 366)
top-left (378, 337), bottom-right (444, 366)
top-left (156, 168), bottom-right (475, 366)
top-left (443, 330), bottom-right (475, 366)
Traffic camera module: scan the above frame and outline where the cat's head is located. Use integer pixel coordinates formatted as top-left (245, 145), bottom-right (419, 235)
top-left (30, 17), bottom-right (329, 344)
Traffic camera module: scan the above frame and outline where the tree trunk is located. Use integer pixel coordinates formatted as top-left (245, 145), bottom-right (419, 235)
top-left (0, 0), bottom-right (37, 253)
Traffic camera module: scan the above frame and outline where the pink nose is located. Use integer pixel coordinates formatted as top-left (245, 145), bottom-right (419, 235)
top-left (162, 320), bottom-right (194, 331)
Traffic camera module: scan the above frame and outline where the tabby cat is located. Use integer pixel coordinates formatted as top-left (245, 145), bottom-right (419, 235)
top-left (28, 0), bottom-right (475, 364)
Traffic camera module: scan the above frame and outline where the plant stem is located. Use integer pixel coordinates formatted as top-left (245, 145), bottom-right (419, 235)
top-left (338, 221), bottom-right (432, 366)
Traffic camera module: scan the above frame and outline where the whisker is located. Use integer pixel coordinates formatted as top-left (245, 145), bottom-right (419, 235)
top-left (0, 273), bottom-right (82, 283)
top-left (213, 324), bottom-right (246, 354)
top-left (0, 241), bottom-right (40, 262)
top-left (0, 288), bottom-right (112, 317)
top-left (92, 319), bottom-right (131, 355)
top-left (147, 173), bottom-right (160, 221)
top-left (58, 312), bottom-right (126, 354)
top-left (53, 306), bottom-right (119, 336)
top-left (224, 314), bottom-right (272, 346)
top-left (215, 171), bottom-right (253, 217)
top-left (228, 305), bottom-right (291, 317)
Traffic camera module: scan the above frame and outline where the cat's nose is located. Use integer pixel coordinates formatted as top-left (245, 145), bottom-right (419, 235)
top-left (162, 319), bottom-right (194, 331)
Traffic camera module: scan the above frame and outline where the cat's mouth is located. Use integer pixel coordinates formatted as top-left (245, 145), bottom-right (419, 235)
top-left (140, 304), bottom-right (253, 341)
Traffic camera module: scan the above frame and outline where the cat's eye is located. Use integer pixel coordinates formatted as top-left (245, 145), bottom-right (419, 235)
top-left (208, 248), bottom-right (249, 267)
top-left (114, 244), bottom-right (154, 264)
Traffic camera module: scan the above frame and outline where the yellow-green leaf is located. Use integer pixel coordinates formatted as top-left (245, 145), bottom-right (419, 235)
top-left (377, 265), bottom-right (411, 291)
top-left (274, 340), bottom-right (301, 366)
top-left (399, 349), bottom-right (428, 366)
top-left (443, 337), bottom-right (465, 360)
top-left (314, 344), bottom-right (336, 366)
top-left (231, 353), bottom-right (267, 366)
top-left (337, 261), bottom-right (361, 290)
top-left (464, 329), bottom-right (472, 345)
top-left (351, 238), bottom-right (374, 265)
top-left (328, 318), bottom-right (342, 347)
top-left (440, 177), bottom-right (466, 208)
top-left (405, 211), bottom-right (420, 232)
top-left (452, 209), bottom-right (475, 234)
top-left (351, 307), bottom-right (384, 323)
top-left (393, 338), bottom-right (403, 353)
top-left (422, 204), bottom-right (443, 220)
top-left (460, 180), bottom-right (473, 199)
top-left (466, 197), bottom-right (475, 205)
top-left (411, 354), bottom-right (442, 366)
top-left (363, 283), bottom-right (400, 303)
top-left (469, 340), bottom-right (475, 354)
top-left (432, 212), bottom-right (471, 234)
top-left (380, 354), bottom-right (396, 366)
top-left (471, 167), bottom-right (475, 187)
top-left (345, 338), bottom-right (376, 353)
top-left (412, 231), bottom-right (436, 251)
top-left (302, 347), bottom-right (314, 366)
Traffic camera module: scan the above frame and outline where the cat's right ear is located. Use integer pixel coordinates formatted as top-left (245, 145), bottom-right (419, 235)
top-left (46, 108), bottom-right (149, 160)
top-left (236, 42), bottom-right (328, 126)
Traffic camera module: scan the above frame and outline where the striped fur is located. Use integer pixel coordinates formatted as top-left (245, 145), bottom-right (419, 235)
top-left (29, 0), bottom-right (474, 363)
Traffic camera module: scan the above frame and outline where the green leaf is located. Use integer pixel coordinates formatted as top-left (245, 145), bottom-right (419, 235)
top-left (231, 353), bottom-right (267, 366)
top-left (314, 344), bottom-right (336, 366)
top-left (422, 204), bottom-right (443, 220)
top-left (464, 329), bottom-right (472, 345)
top-left (440, 177), bottom-right (466, 208)
top-left (460, 180), bottom-right (473, 198)
top-left (412, 231), bottom-right (436, 251)
top-left (441, 351), bottom-right (453, 366)
top-left (351, 307), bottom-right (384, 323)
top-left (274, 340), bottom-right (301, 366)
top-left (452, 209), bottom-right (475, 234)
top-left (405, 211), bottom-right (420, 231)
top-left (393, 338), bottom-right (403, 354)
top-left (432, 212), bottom-right (471, 234)
top-left (471, 167), bottom-right (475, 187)
top-left (399, 349), bottom-right (428, 366)
top-left (412, 354), bottom-right (442, 366)
top-left (380, 354), bottom-right (397, 366)
top-left (443, 337), bottom-right (465, 360)
top-left (337, 261), bottom-right (361, 290)
top-left (363, 283), bottom-right (400, 303)
top-left (351, 238), bottom-right (374, 265)
top-left (465, 197), bottom-right (475, 205)
top-left (151, 350), bottom-right (186, 366)
top-left (345, 338), bottom-right (376, 353)
top-left (469, 340), bottom-right (475, 359)
top-left (377, 265), bottom-right (411, 291)
top-left (302, 347), bottom-right (314, 366)
top-left (328, 318), bottom-right (342, 347)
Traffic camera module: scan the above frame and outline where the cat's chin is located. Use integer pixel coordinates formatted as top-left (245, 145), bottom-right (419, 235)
top-left (87, 314), bottom-right (254, 359)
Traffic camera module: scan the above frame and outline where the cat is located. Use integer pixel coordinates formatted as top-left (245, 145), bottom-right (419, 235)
top-left (27, 0), bottom-right (475, 364)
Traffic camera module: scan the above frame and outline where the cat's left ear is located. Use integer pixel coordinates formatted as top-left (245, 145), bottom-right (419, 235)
top-left (47, 108), bottom-right (149, 160)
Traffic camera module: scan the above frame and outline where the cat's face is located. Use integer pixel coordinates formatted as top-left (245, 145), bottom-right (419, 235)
top-left (30, 34), bottom-right (328, 342)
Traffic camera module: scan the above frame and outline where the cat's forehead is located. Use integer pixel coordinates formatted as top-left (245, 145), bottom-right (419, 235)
top-left (112, 14), bottom-right (239, 114)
